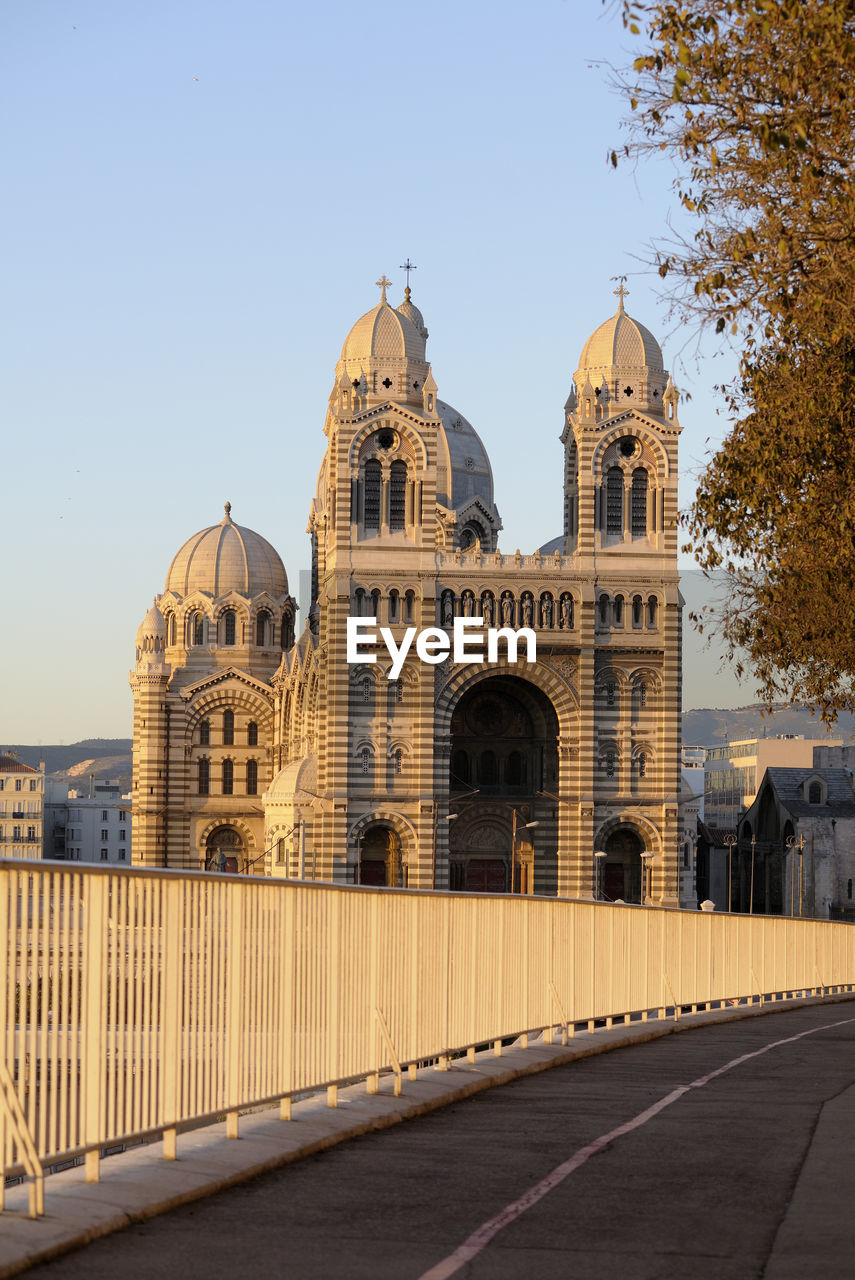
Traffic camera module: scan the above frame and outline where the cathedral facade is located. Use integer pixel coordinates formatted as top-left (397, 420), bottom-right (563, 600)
top-left (131, 281), bottom-right (683, 904)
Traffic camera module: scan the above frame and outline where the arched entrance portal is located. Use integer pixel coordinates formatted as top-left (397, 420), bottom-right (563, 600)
top-left (206, 824), bottom-right (243, 873)
top-left (448, 675), bottom-right (559, 894)
top-left (601, 828), bottom-right (644, 903)
top-left (359, 824), bottom-right (403, 887)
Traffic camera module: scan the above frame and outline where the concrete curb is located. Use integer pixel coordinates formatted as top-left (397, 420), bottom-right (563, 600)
top-left (2, 994), bottom-right (851, 1278)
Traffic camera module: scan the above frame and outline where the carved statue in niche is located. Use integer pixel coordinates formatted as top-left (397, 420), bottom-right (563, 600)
top-left (501, 592), bottom-right (514, 626)
top-left (482, 592), bottom-right (494, 626)
top-left (541, 594), bottom-right (553, 628)
top-left (441, 592), bottom-right (454, 626)
top-left (560, 594), bottom-right (573, 629)
top-left (521, 594), bottom-right (533, 628)
top-left (462, 591), bottom-right (475, 617)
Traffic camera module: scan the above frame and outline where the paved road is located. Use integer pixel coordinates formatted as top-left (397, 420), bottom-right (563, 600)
top-left (25, 1004), bottom-right (855, 1279)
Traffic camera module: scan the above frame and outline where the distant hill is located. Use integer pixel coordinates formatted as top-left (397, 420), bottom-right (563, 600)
top-left (682, 705), bottom-right (855, 749)
top-left (2, 740), bottom-right (132, 792)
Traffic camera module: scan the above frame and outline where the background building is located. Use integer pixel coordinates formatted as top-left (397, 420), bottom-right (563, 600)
top-left (704, 736), bottom-right (841, 828)
top-left (132, 284), bottom-right (684, 903)
top-left (0, 753), bottom-right (44, 859)
top-left (63, 780), bottom-right (132, 864)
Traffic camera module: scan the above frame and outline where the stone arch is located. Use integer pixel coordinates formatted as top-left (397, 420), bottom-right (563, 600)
top-left (347, 416), bottom-right (429, 471)
top-left (348, 810), bottom-right (418, 888)
top-left (594, 813), bottom-right (662, 903)
top-left (590, 421), bottom-right (670, 479)
top-left (199, 817), bottom-right (256, 872)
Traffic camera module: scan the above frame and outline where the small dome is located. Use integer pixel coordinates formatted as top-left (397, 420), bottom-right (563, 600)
top-left (396, 288), bottom-right (428, 342)
top-left (135, 602), bottom-right (165, 650)
top-left (135, 601), bottom-right (167, 667)
top-left (165, 503), bottom-right (288, 599)
top-left (578, 304), bottom-right (663, 376)
top-left (341, 302), bottom-right (425, 365)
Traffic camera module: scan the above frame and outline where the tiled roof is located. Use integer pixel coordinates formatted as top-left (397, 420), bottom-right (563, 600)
top-left (0, 754), bottom-right (39, 774)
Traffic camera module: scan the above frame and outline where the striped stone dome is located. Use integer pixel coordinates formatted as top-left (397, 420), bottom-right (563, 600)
top-left (165, 504), bottom-right (288, 599)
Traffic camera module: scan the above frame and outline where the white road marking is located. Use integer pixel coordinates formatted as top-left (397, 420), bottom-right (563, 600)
top-left (417, 1015), bottom-right (855, 1280)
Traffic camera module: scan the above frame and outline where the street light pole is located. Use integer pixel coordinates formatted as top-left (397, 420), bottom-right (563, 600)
top-left (724, 833), bottom-right (737, 912)
top-left (594, 849), bottom-right (607, 900)
top-left (749, 833), bottom-right (756, 914)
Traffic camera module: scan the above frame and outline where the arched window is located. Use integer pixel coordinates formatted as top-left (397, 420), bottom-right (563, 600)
top-left (394, 748), bottom-right (403, 775)
top-left (809, 781), bottom-right (822, 804)
top-left (222, 609), bottom-right (236, 646)
top-left (361, 676), bottom-right (372, 704)
top-left (247, 721), bottom-right (258, 746)
top-left (198, 758), bottom-right (210, 795)
top-left (390, 679), bottom-right (403, 704)
top-left (256, 610), bottom-right (271, 647)
top-left (389, 460), bottom-right (407, 532)
top-left (354, 588), bottom-right (366, 617)
top-left (404, 590), bottom-right (415, 622)
top-left (281, 611), bottom-right (292, 649)
top-left (604, 750), bottom-right (616, 778)
top-left (360, 747), bottom-right (371, 775)
top-left (639, 681), bottom-right (648, 708)
top-left (479, 750), bottom-right (497, 785)
top-left (638, 753), bottom-right (647, 778)
top-left (199, 718), bottom-right (210, 746)
top-left (647, 596), bottom-right (658, 627)
top-left (167, 613), bottom-right (176, 645)
top-left (599, 594), bottom-right (609, 626)
top-left (506, 751), bottom-right (526, 787)
top-left (389, 590), bottom-right (399, 622)
top-left (606, 681), bottom-right (616, 708)
top-left (223, 710), bottom-right (234, 746)
top-left (371, 588), bottom-right (381, 619)
top-left (246, 760), bottom-right (258, 795)
top-left (606, 467), bottom-right (623, 534)
top-left (452, 750), bottom-right (470, 788)
top-left (222, 759), bottom-right (234, 795)
top-left (631, 468), bottom-right (648, 537)
top-left (189, 612), bottom-right (204, 646)
top-left (613, 595), bottom-right (624, 626)
top-left (632, 595), bottom-right (643, 628)
top-left (364, 460), bottom-right (381, 531)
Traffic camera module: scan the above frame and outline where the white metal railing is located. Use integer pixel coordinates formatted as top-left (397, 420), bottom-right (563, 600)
top-left (2, 858), bottom-right (854, 1218)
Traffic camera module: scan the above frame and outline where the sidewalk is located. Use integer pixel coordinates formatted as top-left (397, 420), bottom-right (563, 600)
top-left (1, 996), bottom-right (849, 1279)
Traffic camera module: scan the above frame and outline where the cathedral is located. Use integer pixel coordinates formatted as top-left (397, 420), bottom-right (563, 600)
top-left (131, 278), bottom-right (683, 904)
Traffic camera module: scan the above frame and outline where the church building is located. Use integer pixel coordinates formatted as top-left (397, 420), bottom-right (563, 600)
top-left (131, 279), bottom-right (683, 903)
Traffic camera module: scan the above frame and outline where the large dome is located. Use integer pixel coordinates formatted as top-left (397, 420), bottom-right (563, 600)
top-left (436, 400), bottom-right (495, 510)
top-left (578, 302), bottom-right (663, 376)
top-left (165, 503), bottom-right (289, 598)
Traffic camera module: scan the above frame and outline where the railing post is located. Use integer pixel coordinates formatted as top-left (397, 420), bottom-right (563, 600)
top-left (82, 874), bottom-right (108, 1182)
top-left (225, 883), bottom-right (246, 1139)
top-left (161, 880), bottom-right (183, 1160)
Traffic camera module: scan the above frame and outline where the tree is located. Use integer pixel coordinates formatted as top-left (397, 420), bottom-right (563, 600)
top-left (615, 0), bottom-right (855, 716)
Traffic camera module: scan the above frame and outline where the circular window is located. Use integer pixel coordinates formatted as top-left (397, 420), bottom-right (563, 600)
top-left (619, 437), bottom-right (638, 458)
top-left (377, 429), bottom-right (396, 450)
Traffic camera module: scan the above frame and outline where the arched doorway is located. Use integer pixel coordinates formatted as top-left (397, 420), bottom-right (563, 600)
top-left (206, 824), bottom-right (243, 873)
top-left (448, 675), bottom-right (559, 894)
top-left (359, 824), bottom-right (403, 887)
top-left (601, 828), bottom-right (645, 903)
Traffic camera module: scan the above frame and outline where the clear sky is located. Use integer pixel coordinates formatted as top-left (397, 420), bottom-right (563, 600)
top-left (2, 0), bottom-right (752, 742)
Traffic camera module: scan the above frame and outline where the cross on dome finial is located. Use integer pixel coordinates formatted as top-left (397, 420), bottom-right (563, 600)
top-left (612, 277), bottom-right (629, 311)
top-left (375, 274), bottom-right (393, 304)
top-left (400, 258), bottom-right (416, 290)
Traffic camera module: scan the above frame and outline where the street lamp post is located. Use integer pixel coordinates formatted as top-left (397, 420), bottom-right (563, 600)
top-left (594, 849), bottom-right (607, 900)
top-left (639, 850), bottom-right (653, 905)
top-left (786, 832), bottom-right (805, 916)
top-left (510, 808), bottom-right (539, 894)
top-left (749, 833), bottom-right (756, 914)
top-left (723, 833), bottom-right (737, 912)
